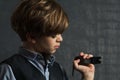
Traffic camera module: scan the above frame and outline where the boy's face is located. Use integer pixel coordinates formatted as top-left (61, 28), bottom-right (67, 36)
top-left (34, 34), bottom-right (63, 54)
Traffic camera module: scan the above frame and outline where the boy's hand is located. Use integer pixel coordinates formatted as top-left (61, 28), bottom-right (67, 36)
top-left (73, 52), bottom-right (95, 80)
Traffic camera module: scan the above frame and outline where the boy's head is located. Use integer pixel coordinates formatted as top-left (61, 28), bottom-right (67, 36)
top-left (11, 0), bottom-right (69, 41)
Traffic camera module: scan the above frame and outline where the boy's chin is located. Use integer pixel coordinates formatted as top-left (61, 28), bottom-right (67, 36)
top-left (49, 50), bottom-right (56, 54)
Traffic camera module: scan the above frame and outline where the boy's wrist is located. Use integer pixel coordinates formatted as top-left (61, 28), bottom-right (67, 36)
top-left (83, 75), bottom-right (94, 80)
top-left (83, 78), bottom-right (94, 80)
top-left (82, 72), bottom-right (94, 80)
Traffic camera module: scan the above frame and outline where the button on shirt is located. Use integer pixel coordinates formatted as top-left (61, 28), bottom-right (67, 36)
top-left (0, 48), bottom-right (55, 80)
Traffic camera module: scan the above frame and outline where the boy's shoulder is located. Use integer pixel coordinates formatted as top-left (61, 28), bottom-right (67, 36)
top-left (0, 54), bottom-right (26, 65)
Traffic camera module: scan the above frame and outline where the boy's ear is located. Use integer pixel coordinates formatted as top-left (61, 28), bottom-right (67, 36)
top-left (26, 33), bottom-right (36, 44)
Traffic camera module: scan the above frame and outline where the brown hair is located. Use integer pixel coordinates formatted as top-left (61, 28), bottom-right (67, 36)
top-left (11, 0), bottom-right (69, 41)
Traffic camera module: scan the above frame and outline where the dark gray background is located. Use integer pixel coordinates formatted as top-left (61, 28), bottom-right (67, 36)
top-left (0, 0), bottom-right (120, 80)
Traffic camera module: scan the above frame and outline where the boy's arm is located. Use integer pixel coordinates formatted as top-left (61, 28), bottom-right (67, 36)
top-left (0, 64), bottom-right (16, 80)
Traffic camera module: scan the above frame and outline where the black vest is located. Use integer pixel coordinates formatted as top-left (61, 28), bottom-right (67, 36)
top-left (2, 54), bottom-right (68, 80)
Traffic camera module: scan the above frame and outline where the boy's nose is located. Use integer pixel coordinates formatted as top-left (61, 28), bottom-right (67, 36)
top-left (57, 34), bottom-right (63, 42)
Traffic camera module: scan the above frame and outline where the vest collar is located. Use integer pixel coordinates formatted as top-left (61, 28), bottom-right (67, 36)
top-left (18, 47), bottom-right (55, 66)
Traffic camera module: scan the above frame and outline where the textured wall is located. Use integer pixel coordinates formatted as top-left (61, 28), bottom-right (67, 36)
top-left (0, 0), bottom-right (120, 80)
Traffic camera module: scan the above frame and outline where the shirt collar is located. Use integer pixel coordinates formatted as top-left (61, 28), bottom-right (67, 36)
top-left (18, 47), bottom-right (55, 66)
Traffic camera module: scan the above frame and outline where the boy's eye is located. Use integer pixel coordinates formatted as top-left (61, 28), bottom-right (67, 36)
top-left (51, 35), bottom-right (57, 38)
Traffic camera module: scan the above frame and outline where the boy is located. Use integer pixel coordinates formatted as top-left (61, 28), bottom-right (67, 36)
top-left (0, 0), bottom-right (95, 80)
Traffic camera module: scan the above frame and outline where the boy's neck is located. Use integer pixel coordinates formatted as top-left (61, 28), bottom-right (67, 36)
top-left (22, 42), bottom-right (51, 59)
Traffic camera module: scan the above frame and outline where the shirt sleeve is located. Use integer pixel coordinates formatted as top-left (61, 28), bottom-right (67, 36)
top-left (0, 64), bottom-right (16, 80)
